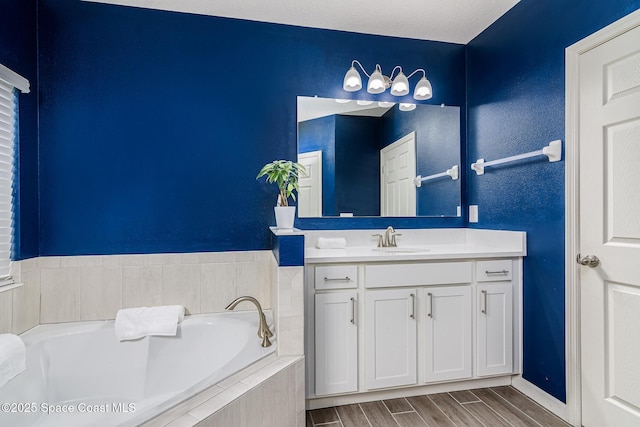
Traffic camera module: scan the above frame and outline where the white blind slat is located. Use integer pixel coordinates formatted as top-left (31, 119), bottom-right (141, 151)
top-left (0, 65), bottom-right (18, 274)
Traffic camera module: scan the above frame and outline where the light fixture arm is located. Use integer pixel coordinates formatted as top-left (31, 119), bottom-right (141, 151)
top-left (405, 68), bottom-right (426, 80)
top-left (350, 60), bottom-right (373, 78)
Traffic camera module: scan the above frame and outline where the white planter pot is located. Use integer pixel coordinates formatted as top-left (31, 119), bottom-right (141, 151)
top-left (274, 206), bottom-right (296, 230)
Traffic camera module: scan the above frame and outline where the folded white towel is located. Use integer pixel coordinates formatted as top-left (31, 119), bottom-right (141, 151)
top-left (114, 305), bottom-right (185, 341)
top-left (0, 334), bottom-right (26, 388)
top-left (315, 237), bottom-right (348, 249)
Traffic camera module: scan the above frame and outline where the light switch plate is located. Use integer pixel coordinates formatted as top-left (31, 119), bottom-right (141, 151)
top-left (469, 205), bottom-right (478, 223)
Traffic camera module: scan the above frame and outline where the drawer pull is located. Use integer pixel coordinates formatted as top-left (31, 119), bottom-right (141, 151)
top-left (481, 290), bottom-right (487, 314)
top-left (485, 270), bottom-right (509, 275)
top-left (410, 293), bottom-right (416, 319)
top-left (350, 297), bottom-right (356, 325)
top-left (324, 276), bottom-right (352, 282)
top-left (427, 292), bottom-right (433, 318)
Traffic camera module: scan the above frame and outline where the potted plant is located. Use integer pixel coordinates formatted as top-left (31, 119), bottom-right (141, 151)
top-left (257, 160), bottom-right (306, 230)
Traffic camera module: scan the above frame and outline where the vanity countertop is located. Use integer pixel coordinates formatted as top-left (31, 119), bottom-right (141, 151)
top-left (303, 228), bottom-right (526, 264)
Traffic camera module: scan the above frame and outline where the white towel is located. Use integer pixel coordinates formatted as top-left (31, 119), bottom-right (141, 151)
top-left (0, 334), bottom-right (26, 388)
top-left (114, 305), bottom-right (185, 341)
top-left (315, 237), bottom-right (347, 249)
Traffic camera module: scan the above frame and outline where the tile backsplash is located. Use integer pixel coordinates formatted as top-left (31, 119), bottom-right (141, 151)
top-left (0, 251), bottom-right (273, 334)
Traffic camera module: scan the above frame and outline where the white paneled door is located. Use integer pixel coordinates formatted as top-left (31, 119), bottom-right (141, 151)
top-left (579, 23), bottom-right (640, 427)
top-left (298, 150), bottom-right (322, 217)
top-left (380, 132), bottom-right (416, 217)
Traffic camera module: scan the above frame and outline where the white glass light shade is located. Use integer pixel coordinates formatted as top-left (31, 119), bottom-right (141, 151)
top-left (390, 71), bottom-right (409, 96)
top-left (413, 76), bottom-right (433, 100)
top-left (399, 103), bottom-right (416, 111)
top-left (343, 66), bottom-right (362, 92)
top-left (367, 68), bottom-right (386, 94)
top-left (356, 100), bottom-right (374, 105)
top-left (335, 98), bottom-right (352, 104)
top-left (378, 101), bottom-right (395, 108)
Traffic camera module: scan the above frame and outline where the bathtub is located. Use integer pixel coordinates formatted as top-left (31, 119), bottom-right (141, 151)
top-left (0, 311), bottom-right (276, 427)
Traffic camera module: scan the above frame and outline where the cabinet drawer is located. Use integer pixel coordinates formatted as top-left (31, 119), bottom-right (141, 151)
top-left (315, 265), bottom-right (358, 289)
top-left (476, 260), bottom-right (512, 282)
top-left (364, 262), bottom-right (472, 288)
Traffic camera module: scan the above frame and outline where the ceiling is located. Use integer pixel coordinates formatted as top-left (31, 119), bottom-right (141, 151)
top-left (84, 0), bottom-right (520, 45)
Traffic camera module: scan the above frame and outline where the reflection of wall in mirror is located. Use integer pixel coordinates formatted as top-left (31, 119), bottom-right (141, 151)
top-left (298, 104), bottom-right (460, 217)
top-left (298, 115), bottom-right (380, 216)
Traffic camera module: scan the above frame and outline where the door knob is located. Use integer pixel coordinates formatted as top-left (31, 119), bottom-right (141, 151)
top-left (577, 254), bottom-right (600, 268)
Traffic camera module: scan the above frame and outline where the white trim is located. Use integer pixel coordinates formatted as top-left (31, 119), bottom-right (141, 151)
top-left (0, 282), bottom-right (23, 294)
top-left (564, 8), bottom-right (640, 427)
top-left (0, 64), bottom-right (30, 94)
top-left (512, 376), bottom-right (568, 421)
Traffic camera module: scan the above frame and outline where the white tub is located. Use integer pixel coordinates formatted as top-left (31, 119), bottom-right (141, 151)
top-left (0, 311), bottom-right (276, 427)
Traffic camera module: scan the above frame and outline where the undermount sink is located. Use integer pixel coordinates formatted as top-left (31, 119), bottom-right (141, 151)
top-left (371, 247), bottom-right (431, 253)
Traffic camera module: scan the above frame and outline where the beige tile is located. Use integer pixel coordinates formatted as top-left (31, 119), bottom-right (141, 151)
top-left (122, 265), bottom-right (162, 308)
top-left (60, 255), bottom-right (103, 268)
top-left (162, 264), bottom-right (201, 314)
top-left (10, 261), bottom-right (21, 283)
top-left (0, 290), bottom-right (12, 333)
top-left (144, 253), bottom-right (181, 266)
top-left (40, 268), bottom-right (82, 323)
top-left (81, 266), bottom-right (123, 320)
top-left (163, 414), bottom-right (198, 427)
top-left (39, 256), bottom-right (61, 269)
top-left (200, 263), bottom-right (236, 313)
top-left (120, 254), bottom-right (146, 266)
top-left (276, 315), bottom-right (304, 356)
top-left (276, 267), bottom-right (304, 317)
top-left (295, 358), bottom-right (305, 413)
top-left (102, 255), bottom-right (123, 267)
top-left (19, 257), bottom-right (39, 273)
top-left (180, 252), bottom-right (202, 264)
top-left (12, 270), bottom-right (41, 334)
top-left (188, 382), bottom-right (250, 421)
top-left (236, 261), bottom-right (271, 309)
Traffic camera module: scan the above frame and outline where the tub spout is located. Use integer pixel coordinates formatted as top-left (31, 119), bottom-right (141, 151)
top-left (225, 296), bottom-right (274, 347)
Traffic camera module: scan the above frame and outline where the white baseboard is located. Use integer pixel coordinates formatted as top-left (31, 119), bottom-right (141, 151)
top-left (512, 375), bottom-right (568, 422)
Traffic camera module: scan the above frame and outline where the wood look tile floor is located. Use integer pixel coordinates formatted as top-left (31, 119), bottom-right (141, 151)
top-left (306, 386), bottom-right (570, 427)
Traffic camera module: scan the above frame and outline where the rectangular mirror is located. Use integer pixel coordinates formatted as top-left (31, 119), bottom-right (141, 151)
top-left (297, 96), bottom-right (461, 218)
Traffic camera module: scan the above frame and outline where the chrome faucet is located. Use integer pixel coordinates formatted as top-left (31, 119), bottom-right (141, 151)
top-left (372, 226), bottom-right (402, 247)
top-left (225, 296), bottom-right (274, 347)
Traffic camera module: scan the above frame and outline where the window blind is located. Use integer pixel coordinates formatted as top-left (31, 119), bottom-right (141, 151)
top-left (0, 79), bottom-right (16, 284)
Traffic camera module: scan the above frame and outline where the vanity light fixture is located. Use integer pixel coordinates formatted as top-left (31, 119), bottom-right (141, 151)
top-left (399, 103), bottom-right (416, 111)
top-left (335, 98), bottom-right (352, 104)
top-left (356, 100), bottom-right (374, 106)
top-left (343, 60), bottom-right (433, 101)
top-left (378, 101), bottom-right (395, 108)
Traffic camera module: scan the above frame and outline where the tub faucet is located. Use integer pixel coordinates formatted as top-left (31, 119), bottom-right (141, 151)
top-left (225, 296), bottom-right (274, 347)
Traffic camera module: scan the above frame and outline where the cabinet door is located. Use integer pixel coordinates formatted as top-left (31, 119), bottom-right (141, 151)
top-left (315, 292), bottom-right (358, 395)
top-left (365, 289), bottom-right (417, 390)
top-left (477, 283), bottom-right (513, 377)
top-left (424, 286), bottom-right (472, 382)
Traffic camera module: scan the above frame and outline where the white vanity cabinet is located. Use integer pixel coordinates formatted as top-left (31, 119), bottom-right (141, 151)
top-left (304, 234), bottom-right (525, 408)
top-left (314, 292), bottom-right (359, 395)
top-left (423, 286), bottom-right (472, 383)
top-left (476, 260), bottom-right (514, 377)
top-left (364, 289), bottom-right (417, 390)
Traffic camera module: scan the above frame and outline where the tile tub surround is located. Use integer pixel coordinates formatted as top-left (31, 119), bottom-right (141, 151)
top-left (142, 355), bottom-right (305, 427)
top-left (0, 251), bottom-right (275, 333)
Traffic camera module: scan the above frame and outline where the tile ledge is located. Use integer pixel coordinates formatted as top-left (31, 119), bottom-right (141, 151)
top-left (0, 282), bottom-right (23, 293)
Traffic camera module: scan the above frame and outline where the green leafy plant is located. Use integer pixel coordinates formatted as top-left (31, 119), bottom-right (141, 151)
top-left (256, 160), bottom-right (306, 207)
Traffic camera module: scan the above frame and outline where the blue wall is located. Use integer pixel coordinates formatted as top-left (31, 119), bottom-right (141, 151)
top-left (0, 0), bottom-right (39, 260)
top-left (37, 0), bottom-right (466, 255)
top-left (467, 0), bottom-right (640, 402)
top-left (298, 116), bottom-right (337, 215)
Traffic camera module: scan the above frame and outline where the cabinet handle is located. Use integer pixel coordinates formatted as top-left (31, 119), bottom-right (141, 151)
top-left (410, 293), bottom-right (416, 319)
top-left (427, 292), bottom-right (433, 318)
top-left (485, 270), bottom-right (509, 275)
top-left (350, 297), bottom-right (356, 325)
top-left (324, 276), bottom-right (351, 282)
top-left (481, 289), bottom-right (487, 314)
